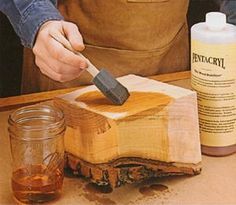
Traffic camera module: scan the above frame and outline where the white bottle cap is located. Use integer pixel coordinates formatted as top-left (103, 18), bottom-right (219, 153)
top-left (206, 12), bottom-right (226, 31)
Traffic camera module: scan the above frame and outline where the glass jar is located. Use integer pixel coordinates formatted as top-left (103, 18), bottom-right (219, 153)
top-left (8, 104), bottom-right (65, 204)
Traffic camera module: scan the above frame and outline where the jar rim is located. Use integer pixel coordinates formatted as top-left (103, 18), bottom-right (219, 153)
top-left (8, 104), bottom-right (65, 133)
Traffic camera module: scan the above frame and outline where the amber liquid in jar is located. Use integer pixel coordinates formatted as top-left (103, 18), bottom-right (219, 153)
top-left (12, 164), bottom-right (63, 203)
top-left (8, 105), bottom-right (65, 203)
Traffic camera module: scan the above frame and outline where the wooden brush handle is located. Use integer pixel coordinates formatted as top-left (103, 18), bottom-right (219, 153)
top-left (49, 31), bottom-right (99, 77)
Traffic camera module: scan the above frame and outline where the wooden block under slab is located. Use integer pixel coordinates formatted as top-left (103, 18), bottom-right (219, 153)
top-left (54, 75), bottom-right (202, 187)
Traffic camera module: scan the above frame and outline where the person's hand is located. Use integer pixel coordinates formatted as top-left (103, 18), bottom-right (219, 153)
top-left (33, 20), bottom-right (87, 82)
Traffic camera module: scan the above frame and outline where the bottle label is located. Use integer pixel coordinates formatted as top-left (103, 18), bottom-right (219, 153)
top-left (191, 40), bottom-right (236, 147)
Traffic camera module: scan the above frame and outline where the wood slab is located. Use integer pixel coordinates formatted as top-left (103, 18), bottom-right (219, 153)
top-left (54, 75), bottom-right (202, 187)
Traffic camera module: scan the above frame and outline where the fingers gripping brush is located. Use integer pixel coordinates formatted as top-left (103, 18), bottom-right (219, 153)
top-left (50, 31), bottom-right (130, 105)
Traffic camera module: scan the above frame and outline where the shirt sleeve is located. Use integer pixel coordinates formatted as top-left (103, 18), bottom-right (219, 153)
top-left (218, 0), bottom-right (236, 25)
top-left (0, 0), bottom-right (64, 48)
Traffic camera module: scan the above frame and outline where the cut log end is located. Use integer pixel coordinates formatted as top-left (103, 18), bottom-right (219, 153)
top-left (66, 153), bottom-right (201, 188)
top-left (56, 75), bottom-right (202, 187)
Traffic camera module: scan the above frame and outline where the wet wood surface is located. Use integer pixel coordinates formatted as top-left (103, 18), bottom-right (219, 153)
top-left (0, 71), bottom-right (190, 111)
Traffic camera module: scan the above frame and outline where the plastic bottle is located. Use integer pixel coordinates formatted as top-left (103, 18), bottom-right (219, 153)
top-left (191, 12), bottom-right (236, 156)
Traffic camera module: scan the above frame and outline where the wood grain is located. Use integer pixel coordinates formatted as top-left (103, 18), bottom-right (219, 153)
top-left (0, 87), bottom-right (78, 111)
top-left (55, 74), bottom-right (201, 186)
top-left (76, 91), bottom-right (172, 114)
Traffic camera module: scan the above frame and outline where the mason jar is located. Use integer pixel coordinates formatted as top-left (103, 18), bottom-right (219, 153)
top-left (8, 104), bottom-right (65, 204)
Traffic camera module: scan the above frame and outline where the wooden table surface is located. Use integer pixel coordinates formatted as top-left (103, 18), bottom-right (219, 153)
top-left (0, 72), bottom-right (236, 205)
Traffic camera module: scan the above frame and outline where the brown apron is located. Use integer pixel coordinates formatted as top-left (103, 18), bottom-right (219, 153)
top-left (22, 0), bottom-right (189, 94)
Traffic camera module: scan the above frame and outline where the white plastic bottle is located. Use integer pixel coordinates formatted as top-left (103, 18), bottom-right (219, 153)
top-left (191, 12), bottom-right (236, 156)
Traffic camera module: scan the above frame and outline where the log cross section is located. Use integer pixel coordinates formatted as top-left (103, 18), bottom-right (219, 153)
top-left (54, 75), bottom-right (202, 187)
